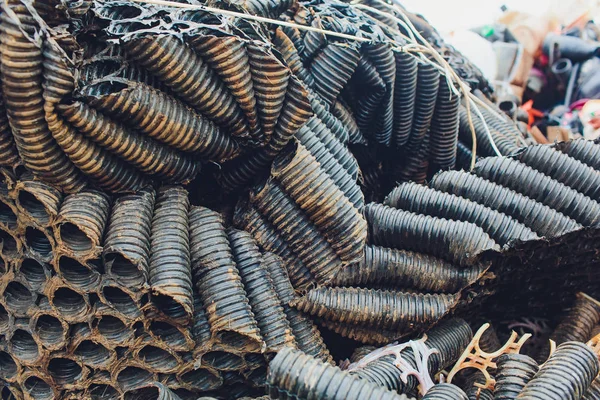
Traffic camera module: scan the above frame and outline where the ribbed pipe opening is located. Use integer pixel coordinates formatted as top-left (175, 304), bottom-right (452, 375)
top-left (148, 321), bottom-right (185, 347)
top-left (86, 79), bottom-right (130, 96)
top-left (498, 100), bottom-right (517, 115)
top-left (51, 287), bottom-right (87, 319)
top-left (244, 353), bottom-right (266, 368)
top-left (152, 293), bottom-right (187, 320)
top-left (18, 191), bottom-right (50, 226)
top-left (0, 351), bottom-right (17, 380)
top-left (179, 368), bottom-right (221, 389)
top-left (0, 229), bottom-right (18, 255)
top-left (48, 357), bottom-right (83, 386)
top-left (216, 330), bottom-right (256, 349)
top-left (74, 340), bottom-right (111, 367)
top-left (20, 258), bottom-right (47, 290)
top-left (123, 386), bottom-right (160, 400)
top-left (34, 314), bottom-right (65, 348)
top-left (0, 176), bottom-right (7, 196)
top-left (105, 253), bottom-right (144, 287)
top-left (97, 316), bottom-right (129, 343)
top-left (116, 366), bottom-right (153, 392)
top-left (59, 222), bottom-right (92, 252)
top-left (202, 351), bottom-right (244, 370)
top-left (552, 58), bottom-right (572, 74)
top-left (1, 385), bottom-right (21, 400)
top-left (58, 256), bottom-right (99, 290)
top-left (23, 376), bottom-right (53, 400)
top-left (89, 384), bottom-right (120, 400)
top-left (138, 345), bottom-right (177, 371)
top-left (3, 281), bottom-right (34, 314)
top-left (247, 366), bottom-right (267, 384)
top-left (0, 201), bottom-right (16, 229)
top-left (102, 286), bottom-right (138, 316)
top-left (24, 227), bottom-right (52, 257)
top-left (0, 304), bottom-right (8, 332)
top-left (9, 329), bottom-right (39, 362)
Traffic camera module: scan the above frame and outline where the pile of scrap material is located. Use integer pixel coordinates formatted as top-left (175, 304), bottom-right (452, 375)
top-left (0, 0), bottom-right (598, 398)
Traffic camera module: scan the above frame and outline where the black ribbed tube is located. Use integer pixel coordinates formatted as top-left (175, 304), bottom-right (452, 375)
top-left (0, 95), bottom-right (19, 167)
top-left (78, 78), bottom-right (239, 162)
top-left (148, 186), bottom-right (193, 322)
top-left (365, 202), bottom-right (498, 266)
top-left (330, 244), bottom-right (483, 293)
top-left (393, 52), bottom-right (418, 147)
top-left (309, 95), bottom-right (350, 145)
top-left (188, 206), bottom-right (262, 352)
top-left (262, 252), bottom-right (332, 363)
top-left (429, 77), bottom-right (460, 171)
top-left (556, 139), bottom-right (600, 170)
top-left (458, 105), bottom-right (519, 157)
top-left (516, 342), bottom-right (599, 400)
top-left (295, 123), bottom-right (364, 209)
top-left (407, 62), bottom-right (439, 152)
top-left (494, 354), bottom-right (539, 400)
top-left (310, 42), bottom-right (361, 107)
top-left (429, 170), bottom-right (581, 238)
top-left (0, 0), bottom-right (86, 192)
top-left (332, 100), bottom-right (367, 145)
top-left (304, 113), bottom-right (359, 179)
top-left (515, 144), bottom-right (600, 202)
top-left (55, 189), bottom-right (110, 258)
top-left (57, 101), bottom-right (200, 184)
top-left (273, 27), bottom-right (314, 89)
top-left (249, 178), bottom-right (340, 287)
top-left (293, 286), bottom-right (458, 331)
top-left (103, 188), bottom-right (155, 288)
top-left (423, 383), bottom-right (468, 400)
top-left (122, 32), bottom-right (249, 138)
top-left (233, 200), bottom-right (314, 292)
top-left (551, 292), bottom-right (600, 345)
top-left (350, 318), bottom-right (472, 392)
top-left (474, 157), bottom-right (600, 227)
top-left (583, 375), bottom-right (600, 400)
top-left (385, 182), bottom-right (538, 245)
top-left (186, 32), bottom-right (261, 142)
top-left (246, 41), bottom-right (293, 145)
top-left (228, 228), bottom-right (295, 352)
top-left (267, 347), bottom-right (411, 399)
top-left (218, 77), bottom-right (311, 192)
top-left (15, 178), bottom-right (62, 227)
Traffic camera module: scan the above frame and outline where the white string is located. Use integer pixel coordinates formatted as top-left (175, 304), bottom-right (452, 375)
top-left (130, 0), bottom-right (515, 163)
top-left (351, 2), bottom-right (415, 42)
top-left (383, 0), bottom-right (526, 150)
top-left (367, 0), bottom-right (493, 163)
top-left (378, 0), bottom-right (508, 161)
top-left (471, 95), bottom-right (529, 147)
top-left (130, 0), bottom-right (374, 42)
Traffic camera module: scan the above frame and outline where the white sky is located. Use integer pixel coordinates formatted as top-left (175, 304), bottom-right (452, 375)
top-left (399, 0), bottom-right (596, 32)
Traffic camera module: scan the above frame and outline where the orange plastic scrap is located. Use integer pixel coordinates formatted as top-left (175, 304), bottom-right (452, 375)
top-left (446, 323), bottom-right (532, 390)
top-left (347, 335), bottom-right (438, 396)
top-left (522, 100), bottom-right (544, 128)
